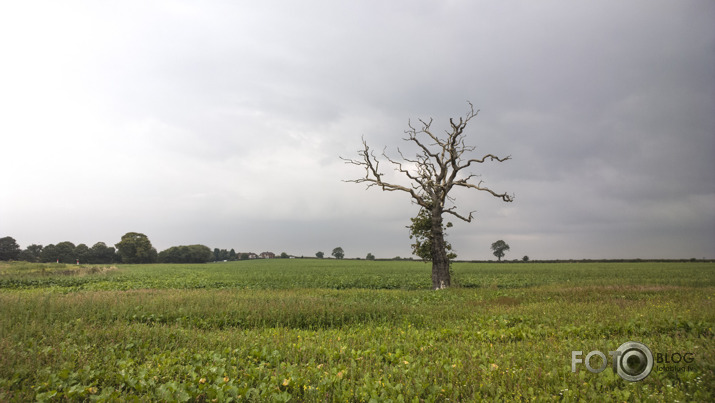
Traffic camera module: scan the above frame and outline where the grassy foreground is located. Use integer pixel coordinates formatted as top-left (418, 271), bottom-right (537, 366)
top-left (1, 260), bottom-right (713, 401)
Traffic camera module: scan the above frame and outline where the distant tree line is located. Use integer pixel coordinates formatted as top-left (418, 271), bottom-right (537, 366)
top-left (213, 248), bottom-right (237, 261)
top-left (159, 245), bottom-right (213, 263)
top-left (1, 234), bottom-right (242, 265)
top-left (1, 236), bottom-right (118, 264)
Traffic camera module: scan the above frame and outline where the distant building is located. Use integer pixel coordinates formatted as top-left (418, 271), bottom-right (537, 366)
top-left (260, 252), bottom-right (275, 259)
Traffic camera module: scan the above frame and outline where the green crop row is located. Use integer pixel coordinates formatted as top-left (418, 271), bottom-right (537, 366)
top-left (2, 260), bottom-right (714, 291)
top-left (0, 261), bottom-right (713, 401)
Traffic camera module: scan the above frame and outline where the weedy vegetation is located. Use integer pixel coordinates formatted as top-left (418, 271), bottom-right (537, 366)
top-left (1, 260), bottom-right (713, 401)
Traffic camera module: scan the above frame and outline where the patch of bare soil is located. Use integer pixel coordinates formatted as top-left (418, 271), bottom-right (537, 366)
top-left (53, 266), bottom-right (119, 276)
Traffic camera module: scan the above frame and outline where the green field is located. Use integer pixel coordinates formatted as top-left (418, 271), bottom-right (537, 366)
top-left (1, 260), bottom-right (713, 401)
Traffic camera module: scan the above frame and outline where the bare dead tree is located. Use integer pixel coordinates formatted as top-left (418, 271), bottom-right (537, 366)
top-left (341, 102), bottom-right (514, 289)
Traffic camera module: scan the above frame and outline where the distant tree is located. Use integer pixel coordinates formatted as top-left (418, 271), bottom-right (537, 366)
top-left (228, 249), bottom-right (237, 261)
top-left (19, 244), bottom-right (43, 262)
top-left (522, 255), bottom-right (529, 262)
top-left (34, 241), bottom-right (75, 264)
top-left (239, 253), bottom-right (250, 260)
top-left (74, 244), bottom-right (90, 264)
top-left (491, 240), bottom-right (510, 262)
top-left (342, 103), bottom-right (513, 289)
top-left (115, 232), bottom-right (157, 264)
top-left (366, 252), bottom-right (375, 260)
top-left (158, 245), bottom-right (212, 263)
top-left (213, 248), bottom-right (231, 261)
top-left (54, 241), bottom-right (77, 264)
top-left (158, 246), bottom-right (181, 263)
top-left (280, 252), bottom-right (289, 258)
top-left (40, 244), bottom-right (57, 262)
top-left (89, 242), bottom-right (116, 264)
top-left (316, 251), bottom-right (324, 259)
top-left (0, 236), bottom-right (21, 261)
top-left (186, 245), bottom-right (213, 263)
top-left (332, 247), bottom-right (344, 259)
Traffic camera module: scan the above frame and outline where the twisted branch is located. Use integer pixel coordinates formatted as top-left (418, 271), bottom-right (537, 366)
top-left (341, 103), bottom-right (514, 221)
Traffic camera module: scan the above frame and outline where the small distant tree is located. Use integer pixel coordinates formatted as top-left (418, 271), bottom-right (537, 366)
top-left (491, 240), bottom-right (510, 262)
top-left (87, 242), bottom-right (116, 264)
top-left (115, 232), bottom-right (157, 264)
top-left (158, 245), bottom-right (213, 263)
top-left (54, 241), bottom-right (77, 264)
top-left (228, 249), bottom-right (237, 261)
top-left (522, 255), bottom-right (529, 262)
top-left (40, 244), bottom-right (57, 262)
top-left (366, 253), bottom-right (375, 260)
top-left (332, 247), bottom-right (344, 259)
top-left (0, 236), bottom-right (21, 261)
top-left (316, 251), bottom-right (324, 259)
top-left (74, 244), bottom-right (90, 264)
top-left (239, 253), bottom-right (250, 260)
top-left (187, 245), bottom-right (213, 263)
top-left (280, 252), bottom-right (289, 258)
top-left (213, 248), bottom-right (231, 261)
top-left (19, 244), bottom-right (43, 262)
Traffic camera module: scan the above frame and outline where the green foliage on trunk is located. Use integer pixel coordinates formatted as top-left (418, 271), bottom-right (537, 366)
top-left (408, 208), bottom-right (456, 262)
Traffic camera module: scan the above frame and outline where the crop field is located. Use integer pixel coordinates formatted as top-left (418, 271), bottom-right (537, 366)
top-left (1, 260), bottom-right (713, 401)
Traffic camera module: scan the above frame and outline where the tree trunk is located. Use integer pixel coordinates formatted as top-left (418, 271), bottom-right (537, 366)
top-left (430, 208), bottom-right (451, 290)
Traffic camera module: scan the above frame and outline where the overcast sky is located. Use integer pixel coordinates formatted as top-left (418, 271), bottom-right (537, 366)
top-left (1, 0), bottom-right (713, 260)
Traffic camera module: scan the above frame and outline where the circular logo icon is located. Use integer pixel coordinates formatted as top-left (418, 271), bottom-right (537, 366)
top-left (615, 341), bottom-right (653, 382)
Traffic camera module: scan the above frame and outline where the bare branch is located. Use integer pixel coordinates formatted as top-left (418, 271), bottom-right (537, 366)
top-left (458, 154), bottom-right (512, 171)
top-left (342, 102), bottom-right (513, 218)
top-left (452, 179), bottom-right (515, 203)
top-left (405, 122), bottom-right (440, 160)
top-left (385, 151), bottom-right (426, 189)
top-left (443, 207), bottom-right (475, 222)
top-left (340, 138), bottom-right (430, 208)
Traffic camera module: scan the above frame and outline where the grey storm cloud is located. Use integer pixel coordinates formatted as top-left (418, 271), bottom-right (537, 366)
top-left (1, 0), bottom-right (713, 260)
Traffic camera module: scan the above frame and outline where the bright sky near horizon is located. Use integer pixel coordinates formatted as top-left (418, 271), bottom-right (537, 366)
top-left (1, 0), bottom-right (714, 260)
